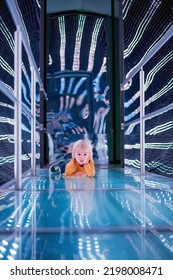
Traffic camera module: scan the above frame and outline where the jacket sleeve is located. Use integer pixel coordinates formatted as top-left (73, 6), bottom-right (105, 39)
top-left (63, 159), bottom-right (76, 177)
top-left (83, 160), bottom-right (95, 177)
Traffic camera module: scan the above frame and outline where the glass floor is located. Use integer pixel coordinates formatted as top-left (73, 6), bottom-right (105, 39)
top-left (0, 167), bottom-right (173, 260)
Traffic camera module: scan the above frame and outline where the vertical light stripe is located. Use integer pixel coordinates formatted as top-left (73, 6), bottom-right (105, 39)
top-left (72, 15), bottom-right (86, 71)
top-left (58, 16), bottom-right (66, 71)
top-left (87, 18), bottom-right (104, 72)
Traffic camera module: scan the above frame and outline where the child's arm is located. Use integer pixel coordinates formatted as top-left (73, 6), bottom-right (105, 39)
top-left (63, 159), bottom-right (76, 177)
top-left (83, 160), bottom-right (95, 177)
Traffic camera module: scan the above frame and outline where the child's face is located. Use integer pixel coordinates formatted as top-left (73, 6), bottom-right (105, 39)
top-left (74, 146), bottom-right (89, 165)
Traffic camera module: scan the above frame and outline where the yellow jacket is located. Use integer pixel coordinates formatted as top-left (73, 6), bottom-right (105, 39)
top-left (63, 158), bottom-right (95, 177)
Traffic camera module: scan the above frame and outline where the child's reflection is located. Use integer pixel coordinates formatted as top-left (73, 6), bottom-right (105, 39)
top-left (65, 177), bottom-right (95, 216)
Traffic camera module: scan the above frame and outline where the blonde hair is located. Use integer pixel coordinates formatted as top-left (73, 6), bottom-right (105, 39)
top-left (72, 139), bottom-right (93, 159)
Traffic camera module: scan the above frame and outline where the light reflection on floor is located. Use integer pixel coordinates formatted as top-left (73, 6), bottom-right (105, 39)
top-left (0, 167), bottom-right (173, 260)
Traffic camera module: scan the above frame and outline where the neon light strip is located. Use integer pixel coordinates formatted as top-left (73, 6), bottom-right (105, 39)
top-left (73, 77), bottom-right (87, 95)
top-left (125, 22), bottom-right (172, 80)
top-left (87, 18), bottom-right (104, 72)
top-left (124, 0), bottom-right (162, 58)
top-left (146, 121), bottom-right (173, 135)
top-left (125, 159), bottom-right (173, 174)
top-left (0, 154), bottom-right (30, 164)
top-left (125, 142), bottom-right (173, 150)
top-left (58, 16), bottom-right (66, 71)
top-left (145, 51), bottom-right (173, 91)
top-left (122, 0), bottom-right (133, 20)
top-left (0, 134), bottom-right (15, 143)
top-left (73, 15), bottom-right (86, 71)
top-left (125, 78), bottom-right (173, 122)
top-left (0, 56), bottom-right (14, 76)
top-left (125, 51), bottom-right (173, 108)
top-left (0, 117), bottom-right (31, 133)
top-left (0, 19), bottom-right (14, 51)
top-left (93, 57), bottom-right (107, 93)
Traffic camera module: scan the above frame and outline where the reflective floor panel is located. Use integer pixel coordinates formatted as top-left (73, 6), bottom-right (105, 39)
top-left (0, 167), bottom-right (173, 260)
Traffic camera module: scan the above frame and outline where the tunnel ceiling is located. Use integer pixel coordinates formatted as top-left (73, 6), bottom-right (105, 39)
top-left (47, 0), bottom-right (119, 18)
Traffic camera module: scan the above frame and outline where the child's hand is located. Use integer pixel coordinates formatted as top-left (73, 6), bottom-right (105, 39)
top-left (84, 154), bottom-right (90, 165)
top-left (76, 171), bottom-right (83, 177)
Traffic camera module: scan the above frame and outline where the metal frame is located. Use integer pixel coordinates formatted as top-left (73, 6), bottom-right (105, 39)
top-left (2, 0), bottom-right (47, 188)
top-left (139, 68), bottom-right (145, 175)
top-left (6, 0), bottom-right (46, 95)
top-left (31, 68), bottom-right (36, 176)
top-left (14, 26), bottom-right (22, 188)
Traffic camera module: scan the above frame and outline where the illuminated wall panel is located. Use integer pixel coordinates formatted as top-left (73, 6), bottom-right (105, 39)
top-left (144, 38), bottom-right (173, 114)
top-left (123, 0), bottom-right (172, 79)
top-left (46, 13), bottom-right (110, 164)
top-left (123, 0), bottom-right (173, 178)
top-left (124, 122), bottom-right (140, 170)
top-left (0, 0), bottom-right (41, 186)
top-left (145, 110), bottom-right (173, 176)
top-left (0, 94), bottom-right (14, 186)
top-left (124, 73), bottom-right (140, 123)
